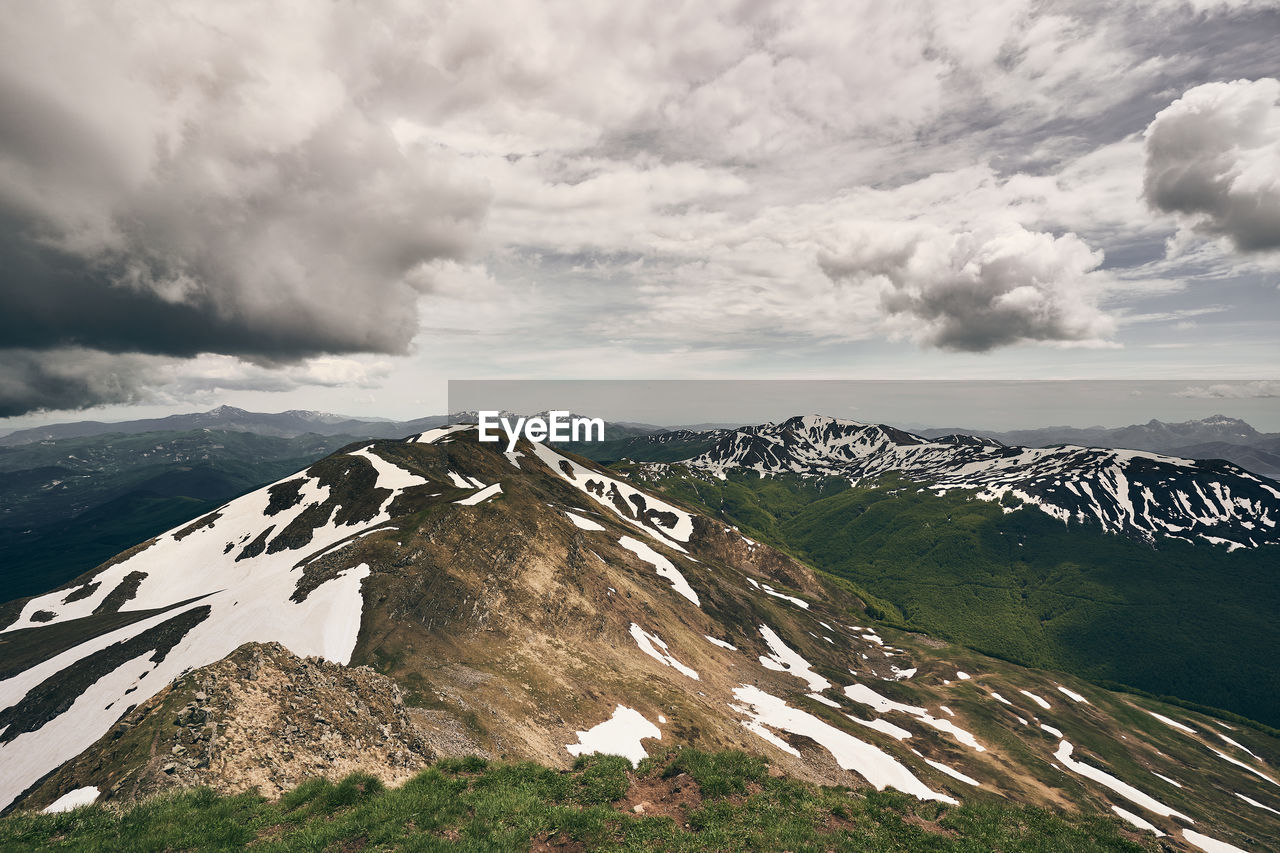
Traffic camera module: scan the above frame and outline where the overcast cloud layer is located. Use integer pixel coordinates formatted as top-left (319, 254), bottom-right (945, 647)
top-left (1, 0), bottom-right (1277, 418)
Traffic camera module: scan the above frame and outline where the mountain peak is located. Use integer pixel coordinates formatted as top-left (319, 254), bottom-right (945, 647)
top-left (204, 405), bottom-right (250, 418)
top-left (685, 415), bottom-right (1278, 550)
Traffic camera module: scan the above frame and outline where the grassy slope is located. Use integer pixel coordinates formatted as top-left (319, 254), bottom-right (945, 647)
top-left (0, 750), bottom-right (1157, 853)
top-left (634, 467), bottom-right (1280, 727)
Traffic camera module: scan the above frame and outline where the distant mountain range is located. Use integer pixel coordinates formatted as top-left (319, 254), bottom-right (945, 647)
top-left (670, 415), bottom-right (1279, 551)
top-left (915, 415), bottom-right (1280, 479)
top-left (0, 406), bottom-right (453, 445)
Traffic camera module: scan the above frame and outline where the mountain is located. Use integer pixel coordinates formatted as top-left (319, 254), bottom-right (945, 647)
top-left (0, 406), bottom-right (454, 446)
top-left (0, 430), bottom-right (369, 602)
top-left (0, 412), bottom-right (670, 603)
top-left (1, 425), bottom-right (1277, 852)
top-left (670, 415), bottom-right (1279, 551)
top-left (916, 416), bottom-right (1280, 480)
top-left (0, 407), bottom-right (671, 448)
top-left (1161, 441), bottom-right (1280, 481)
top-left (618, 415), bottom-right (1280, 725)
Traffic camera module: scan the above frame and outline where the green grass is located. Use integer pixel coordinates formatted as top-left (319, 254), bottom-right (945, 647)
top-left (631, 467), bottom-right (1280, 727)
top-left (0, 750), bottom-right (1157, 852)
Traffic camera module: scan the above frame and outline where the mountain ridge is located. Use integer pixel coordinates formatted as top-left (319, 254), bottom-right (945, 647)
top-left (668, 414), bottom-right (1280, 551)
top-left (1, 425), bottom-right (1277, 851)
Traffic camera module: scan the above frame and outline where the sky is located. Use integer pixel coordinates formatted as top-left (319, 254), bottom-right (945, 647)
top-left (1, 0), bottom-right (1278, 430)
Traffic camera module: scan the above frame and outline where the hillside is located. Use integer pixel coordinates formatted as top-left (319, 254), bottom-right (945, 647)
top-left (914, 416), bottom-right (1280, 480)
top-left (631, 467), bottom-right (1280, 726)
top-left (1, 426), bottom-right (1276, 851)
top-left (0, 430), bottom-right (365, 601)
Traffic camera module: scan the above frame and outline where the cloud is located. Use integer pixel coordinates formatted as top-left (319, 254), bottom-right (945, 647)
top-left (2, 2), bottom-right (1276, 416)
top-left (1143, 78), bottom-right (1280, 251)
top-left (1175, 380), bottom-right (1280, 398)
top-left (0, 350), bottom-right (161, 418)
top-left (0, 349), bottom-right (397, 417)
top-left (0, 3), bottom-right (489, 412)
top-left (819, 224), bottom-right (1116, 351)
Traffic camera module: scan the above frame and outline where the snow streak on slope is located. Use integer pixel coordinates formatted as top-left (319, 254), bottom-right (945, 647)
top-left (454, 483), bottom-right (502, 505)
top-left (629, 624), bottom-right (699, 679)
top-left (1054, 741), bottom-right (1193, 822)
top-left (528, 442), bottom-right (694, 546)
top-left (758, 625), bottom-right (830, 691)
top-left (618, 536), bottom-right (699, 606)
top-left (1112, 806), bottom-right (1165, 836)
top-left (0, 444), bottom-right (426, 810)
top-left (732, 686), bottom-right (957, 804)
top-left (564, 511), bottom-right (605, 531)
top-left (1182, 829), bottom-right (1251, 853)
top-left (843, 684), bottom-right (985, 752)
top-left (682, 416), bottom-right (1279, 549)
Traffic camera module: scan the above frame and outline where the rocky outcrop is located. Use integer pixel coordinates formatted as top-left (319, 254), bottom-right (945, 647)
top-left (21, 642), bottom-right (433, 810)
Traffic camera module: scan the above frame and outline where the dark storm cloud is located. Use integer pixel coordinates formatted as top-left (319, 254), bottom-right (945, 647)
top-left (1143, 78), bottom-right (1280, 252)
top-left (0, 3), bottom-right (490, 414)
top-left (0, 350), bottom-right (159, 418)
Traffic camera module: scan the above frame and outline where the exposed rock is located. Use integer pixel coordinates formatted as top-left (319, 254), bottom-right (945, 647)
top-left (21, 642), bottom-right (434, 808)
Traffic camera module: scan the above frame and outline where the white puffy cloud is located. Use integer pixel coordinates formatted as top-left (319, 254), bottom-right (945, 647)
top-left (819, 224), bottom-right (1115, 351)
top-left (1143, 78), bottom-right (1280, 251)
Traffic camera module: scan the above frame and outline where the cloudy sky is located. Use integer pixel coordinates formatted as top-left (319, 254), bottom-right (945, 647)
top-left (1, 0), bottom-right (1278, 428)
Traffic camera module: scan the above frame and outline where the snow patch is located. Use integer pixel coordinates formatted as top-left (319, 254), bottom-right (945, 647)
top-left (629, 624), bottom-right (699, 680)
top-left (1147, 710), bottom-right (1195, 735)
top-left (1210, 747), bottom-right (1280, 787)
top-left (1182, 830), bottom-right (1250, 853)
top-left (529, 443), bottom-right (693, 544)
top-left (1111, 806), bottom-right (1164, 836)
top-left (618, 536), bottom-right (699, 606)
top-left (1056, 686), bottom-right (1088, 704)
top-left (731, 686), bottom-right (956, 804)
top-left (415, 425), bottom-right (471, 444)
top-left (1054, 741), bottom-right (1193, 821)
top-left (564, 511), bottom-right (605, 531)
top-left (1019, 690), bottom-right (1051, 710)
top-left (756, 582), bottom-right (810, 609)
top-left (758, 625), bottom-right (830, 691)
top-left (454, 483), bottom-right (502, 505)
top-left (846, 715), bottom-right (913, 740)
top-left (844, 684), bottom-right (984, 751)
top-left (924, 758), bottom-right (980, 787)
top-left (42, 786), bottom-right (100, 813)
top-left (566, 705), bottom-right (662, 767)
top-left (1236, 792), bottom-right (1280, 816)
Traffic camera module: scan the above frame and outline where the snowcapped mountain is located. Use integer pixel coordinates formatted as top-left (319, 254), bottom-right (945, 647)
top-left (678, 415), bottom-right (1280, 550)
top-left (919, 415), bottom-right (1272, 454)
top-left (1, 425), bottom-right (1277, 851)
